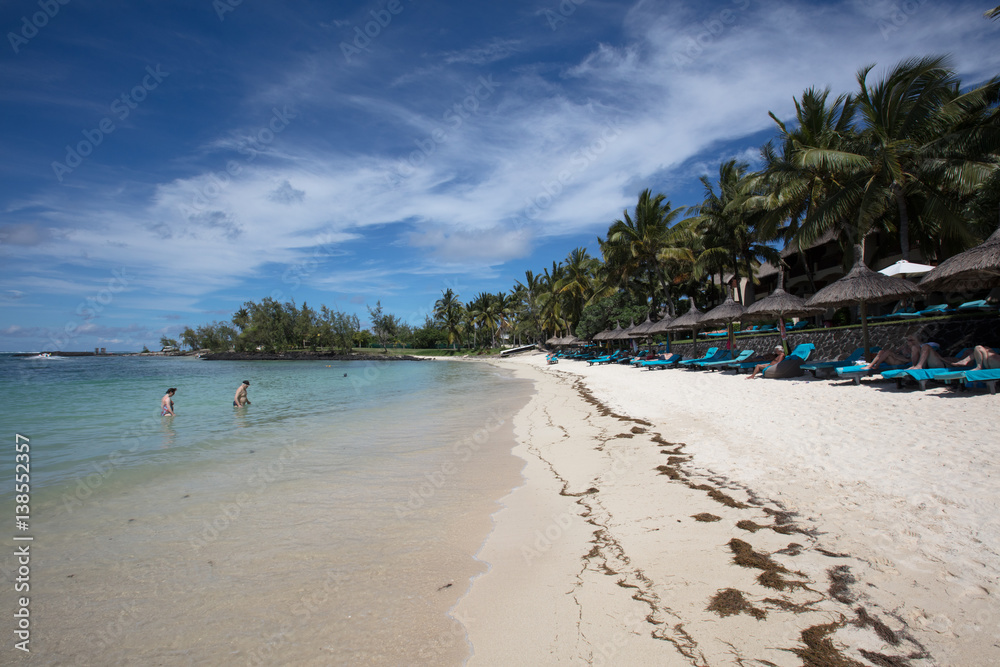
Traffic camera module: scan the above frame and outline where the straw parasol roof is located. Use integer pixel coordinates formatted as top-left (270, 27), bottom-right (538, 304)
top-left (646, 311), bottom-right (675, 335)
top-left (700, 294), bottom-right (746, 352)
top-left (919, 226), bottom-right (1000, 291)
top-left (744, 288), bottom-right (819, 319)
top-left (664, 302), bottom-right (705, 355)
top-left (664, 304), bottom-right (703, 332)
top-left (606, 323), bottom-right (627, 340)
top-left (805, 244), bottom-right (924, 360)
top-left (629, 314), bottom-right (657, 338)
top-left (699, 294), bottom-right (746, 326)
top-left (805, 245), bottom-right (924, 308)
top-left (744, 270), bottom-right (822, 351)
top-left (620, 319), bottom-right (639, 338)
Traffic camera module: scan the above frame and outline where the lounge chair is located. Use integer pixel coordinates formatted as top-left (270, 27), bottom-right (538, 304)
top-left (587, 350), bottom-right (623, 366)
top-left (677, 347), bottom-right (719, 366)
top-left (761, 343), bottom-right (815, 379)
top-left (800, 347), bottom-right (879, 378)
top-left (639, 353), bottom-right (682, 370)
top-left (836, 363), bottom-right (907, 385)
top-left (934, 369), bottom-right (1000, 394)
top-left (880, 367), bottom-right (958, 391)
top-left (729, 354), bottom-right (775, 373)
top-left (894, 303), bottom-right (955, 319)
top-left (879, 347), bottom-right (978, 390)
top-left (700, 349), bottom-right (754, 370)
top-left (957, 299), bottom-right (998, 313)
top-left (689, 349), bottom-right (733, 368)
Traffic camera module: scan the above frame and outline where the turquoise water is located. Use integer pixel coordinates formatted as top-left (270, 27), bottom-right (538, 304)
top-left (0, 354), bottom-right (533, 665)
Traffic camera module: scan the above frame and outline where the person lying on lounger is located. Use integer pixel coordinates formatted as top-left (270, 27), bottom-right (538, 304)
top-left (944, 345), bottom-right (1000, 370)
top-left (863, 335), bottom-right (925, 370)
top-left (746, 346), bottom-right (784, 380)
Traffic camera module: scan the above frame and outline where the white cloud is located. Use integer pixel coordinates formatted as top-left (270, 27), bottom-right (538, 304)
top-left (6, 0), bottom-right (998, 314)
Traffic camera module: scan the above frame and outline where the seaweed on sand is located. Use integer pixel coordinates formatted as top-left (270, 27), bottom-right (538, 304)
top-left (707, 588), bottom-right (766, 619)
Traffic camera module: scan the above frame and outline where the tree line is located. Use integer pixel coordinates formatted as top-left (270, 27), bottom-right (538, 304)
top-left (178, 55), bottom-right (1000, 353)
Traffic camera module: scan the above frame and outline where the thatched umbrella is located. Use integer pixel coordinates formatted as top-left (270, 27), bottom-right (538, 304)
top-left (699, 293), bottom-right (746, 353)
top-left (805, 244), bottom-right (924, 361)
top-left (629, 314), bottom-right (657, 339)
top-left (919, 226), bottom-right (1000, 291)
top-left (619, 319), bottom-right (639, 350)
top-left (743, 270), bottom-right (822, 352)
top-left (644, 311), bottom-right (675, 352)
top-left (665, 303), bottom-right (705, 356)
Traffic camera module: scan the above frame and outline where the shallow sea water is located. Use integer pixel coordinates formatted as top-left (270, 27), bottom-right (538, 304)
top-left (0, 354), bottom-right (532, 665)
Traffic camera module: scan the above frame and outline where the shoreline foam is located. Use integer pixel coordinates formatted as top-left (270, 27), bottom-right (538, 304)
top-left (457, 352), bottom-right (999, 666)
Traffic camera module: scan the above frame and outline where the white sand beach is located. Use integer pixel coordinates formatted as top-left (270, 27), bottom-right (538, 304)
top-left (455, 352), bottom-right (1000, 666)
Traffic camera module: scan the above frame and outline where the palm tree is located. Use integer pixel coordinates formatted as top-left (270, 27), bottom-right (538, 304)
top-left (536, 262), bottom-right (566, 338)
top-left (800, 56), bottom-right (1000, 261)
top-left (600, 189), bottom-right (691, 316)
top-left (986, 6), bottom-right (1000, 20)
top-left (232, 306), bottom-right (251, 332)
top-left (556, 248), bottom-right (601, 331)
top-left (466, 292), bottom-right (509, 349)
top-left (433, 288), bottom-right (463, 350)
top-left (514, 270), bottom-right (545, 342)
top-left (695, 160), bottom-right (781, 305)
top-left (758, 87), bottom-right (859, 291)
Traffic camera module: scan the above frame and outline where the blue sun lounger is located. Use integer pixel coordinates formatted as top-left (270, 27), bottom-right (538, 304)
top-left (801, 347), bottom-right (878, 378)
top-left (587, 350), bottom-right (623, 366)
top-left (880, 367), bottom-right (957, 390)
top-left (894, 303), bottom-right (955, 319)
top-left (700, 349), bottom-right (753, 370)
top-left (934, 369), bottom-right (1000, 394)
top-left (677, 347), bottom-right (719, 366)
top-left (879, 347), bottom-right (977, 389)
top-left (682, 348), bottom-right (729, 367)
top-left (836, 363), bottom-right (906, 385)
top-left (640, 353), bottom-right (682, 370)
top-left (957, 299), bottom-right (995, 312)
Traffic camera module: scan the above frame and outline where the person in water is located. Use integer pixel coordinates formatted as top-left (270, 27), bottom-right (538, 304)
top-left (234, 380), bottom-right (251, 407)
top-left (161, 388), bottom-right (176, 416)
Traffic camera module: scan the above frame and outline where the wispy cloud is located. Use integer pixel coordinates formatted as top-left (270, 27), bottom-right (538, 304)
top-left (2, 0), bottom-right (998, 349)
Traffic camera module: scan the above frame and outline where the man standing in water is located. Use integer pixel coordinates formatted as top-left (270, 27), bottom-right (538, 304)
top-left (234, 380), bottom-right (251, 407)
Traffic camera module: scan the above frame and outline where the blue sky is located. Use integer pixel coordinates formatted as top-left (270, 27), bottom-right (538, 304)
top-left (1, 0), bottom-right (998, 351)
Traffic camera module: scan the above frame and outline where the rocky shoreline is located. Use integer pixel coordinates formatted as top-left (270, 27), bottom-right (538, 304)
top-left (198, 351), bottom-right (428, 362)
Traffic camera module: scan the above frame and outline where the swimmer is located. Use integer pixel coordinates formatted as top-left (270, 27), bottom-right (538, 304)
top-left (234, 380), bottom-right (251, 407)
top-left (161, 388), bottom-right (176, 416)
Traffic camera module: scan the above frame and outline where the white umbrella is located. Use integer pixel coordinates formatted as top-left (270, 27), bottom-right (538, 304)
top-left (878, 259), bottom-right (935, 277)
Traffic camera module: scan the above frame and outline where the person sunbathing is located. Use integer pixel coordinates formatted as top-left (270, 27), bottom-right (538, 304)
top-left (945, 345), bottom-right (1000, 370)
top-left (746, 346), bottom-right (784, 379)
top-left (863, 335), bottom-right (923, 370)
top-left (908, 341), bottom-right (951, 369)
